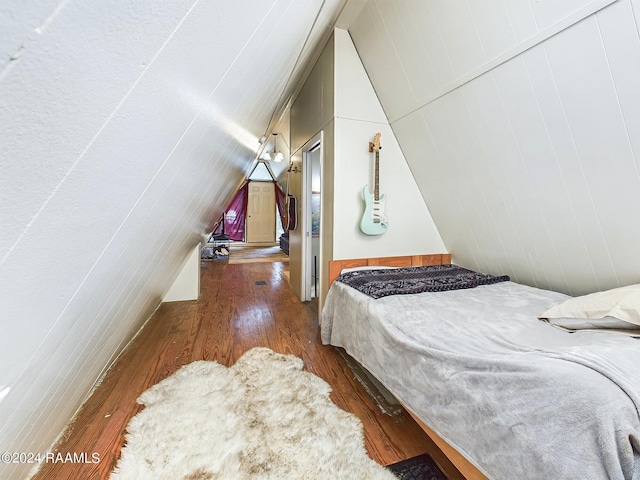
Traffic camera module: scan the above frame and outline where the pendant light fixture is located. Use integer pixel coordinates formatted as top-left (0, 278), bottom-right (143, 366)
top-left (259, 133), bottom-right (284, 162)
top-left (272, 133), bottom-right (284, 162)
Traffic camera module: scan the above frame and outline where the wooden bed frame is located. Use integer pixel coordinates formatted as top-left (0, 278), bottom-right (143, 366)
top-left (328, 253), bottom-right (488, 480)
top-left (328, 253), bottom-right (452, 287)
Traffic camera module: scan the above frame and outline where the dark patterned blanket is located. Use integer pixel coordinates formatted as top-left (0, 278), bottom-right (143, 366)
top-left (336, 264), bottom-right (510, 299)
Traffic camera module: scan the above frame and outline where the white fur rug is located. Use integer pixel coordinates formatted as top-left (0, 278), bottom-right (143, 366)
top-left (111, 347), bottom-right (397, 479)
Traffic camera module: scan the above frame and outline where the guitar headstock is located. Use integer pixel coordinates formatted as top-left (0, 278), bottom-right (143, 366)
top-left (369, 132), bottom-right (382, 152)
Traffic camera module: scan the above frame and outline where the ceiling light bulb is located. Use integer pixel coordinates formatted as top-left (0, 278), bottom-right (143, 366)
top-left (274, 152), bottom-right (284, 162)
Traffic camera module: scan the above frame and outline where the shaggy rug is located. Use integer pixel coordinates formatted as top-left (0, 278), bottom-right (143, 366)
top-left (110, 347), bottom-right (397, 480)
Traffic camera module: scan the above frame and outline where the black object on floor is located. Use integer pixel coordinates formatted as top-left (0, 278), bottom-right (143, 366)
top-left (386, 453), bottom-right (448, 480)
top-left (201, 245), bottom-right (229, 261)
top-left (200, 246), bottom-right (215, 260)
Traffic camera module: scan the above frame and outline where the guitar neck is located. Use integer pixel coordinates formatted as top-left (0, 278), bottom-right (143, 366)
top-left (374, 151), bottom-right (379, 201)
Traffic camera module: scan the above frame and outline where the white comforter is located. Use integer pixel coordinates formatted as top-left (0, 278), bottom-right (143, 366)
top-left (321, 280), bottom-right (640, 480)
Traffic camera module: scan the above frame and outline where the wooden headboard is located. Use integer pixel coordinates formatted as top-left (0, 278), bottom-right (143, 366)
top-left (328, 253), bottom-right (451, 287)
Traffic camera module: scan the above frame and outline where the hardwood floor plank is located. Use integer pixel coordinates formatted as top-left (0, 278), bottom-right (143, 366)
top-left (32, 257), bottom-right (453, 479)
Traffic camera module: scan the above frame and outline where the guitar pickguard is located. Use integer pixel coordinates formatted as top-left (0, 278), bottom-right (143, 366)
top-left (360, 186), bottom-right (388, 235)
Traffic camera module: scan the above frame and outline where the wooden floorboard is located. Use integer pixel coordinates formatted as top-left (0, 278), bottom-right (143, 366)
top-left (32, 258), bottom-right (458, 479)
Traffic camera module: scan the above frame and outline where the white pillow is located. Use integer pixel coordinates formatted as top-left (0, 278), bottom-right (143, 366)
top-left (539, 283), bottom-right (640, 327)
top-left (543, 316), bottom-right (639, 330)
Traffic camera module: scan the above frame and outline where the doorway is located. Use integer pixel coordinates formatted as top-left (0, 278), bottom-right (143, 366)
top-left (301, 134), bottom-right (322, 301)
top-left (246, 181), bottom-right (276, 243)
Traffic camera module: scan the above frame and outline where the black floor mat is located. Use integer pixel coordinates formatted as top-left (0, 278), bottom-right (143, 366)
top-left (386, 453), bottom-right (448, 480)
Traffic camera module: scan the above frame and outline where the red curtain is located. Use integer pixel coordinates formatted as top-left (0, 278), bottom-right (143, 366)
top-left (273, 181), bottom-right (286, 231)
top-left (214, 182), bottom-right (249, 241)
top-left (214, 180), bottom-right (286, 241)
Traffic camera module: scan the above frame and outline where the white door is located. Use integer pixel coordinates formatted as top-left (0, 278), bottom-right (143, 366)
top-left (246, 181), bottom-right (276, 243)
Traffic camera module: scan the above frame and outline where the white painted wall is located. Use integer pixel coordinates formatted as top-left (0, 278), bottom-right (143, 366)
top-left (333, 29), bottom-right (445, 260)
top-left (290, 29), bottom-right (445, 306)
top-left (163, 244), bottom-right (201, 302)
top-left (0, 1), bottom-right (350, 478)
top-left (350, 0), bottom-right (640, 295)
top-left (290, 35), bottom-right (336, 302)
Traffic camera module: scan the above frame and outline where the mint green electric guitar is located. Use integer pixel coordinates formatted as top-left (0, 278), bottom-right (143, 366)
top-left (360, 132), bottom-right (388, 235)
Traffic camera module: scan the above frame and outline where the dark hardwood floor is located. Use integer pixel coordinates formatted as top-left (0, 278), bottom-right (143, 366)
top-left (32, 257), bottom-right (458, 479)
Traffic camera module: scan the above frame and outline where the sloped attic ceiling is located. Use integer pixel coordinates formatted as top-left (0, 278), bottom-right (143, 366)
top-left (348, 0), bottom-right (640, 296)
top-left (0, 0), bottom-right (359, 471)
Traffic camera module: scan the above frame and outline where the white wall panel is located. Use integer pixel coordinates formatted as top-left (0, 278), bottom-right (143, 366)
top-left (332, 29), bottom-right (444, 262)
top-left (543, 17), bottom-right (640, 288)
top-left (531, 0), bottom-right (595, 30)
top-left (0, 2), bottom-right (199, 258)
top-left (0, 0), bottom-right (349, 477)
top-left (334, 30), bottom-right (387, 123)
top-left (466, 0), bottom-right (518, 60)
top-left (353, 0), bottom-right (619, 123)
top-left (404, 2), bottom-right (456, 95)
top-left (350, 0), bottom-right (640, 295)
top-left (597, 0), bottom-right (640, 166)
top-left (461, 75), bottom-right (539, 278)
top-left (291, 34), bottom-right (335, 153)
top-left (392, 111), bottom-right (480, 268)
top-left (502, 2), bottom-right (538, 42)
top-left (449, 87), bottom-right (525, 279)
top-left (427, 1), bottom-right (487, 78)
top-left (490, 59), bottom-right (574, 291)
top-left (291, 29), bottom-right (445, 305)
top-left (521, 45), bottom-right (613, 293)
top-left (333, 118), bottom-right (445, 261)
top-left (355, 4), bottom-right (416, 122)
top-left (414, 101), bottom-right (489, 270)
top-left (386, 2), bottom-right (440, 110)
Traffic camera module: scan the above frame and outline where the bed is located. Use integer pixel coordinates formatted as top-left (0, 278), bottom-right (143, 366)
top-left (321, 255), bottom-right (640, 480)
